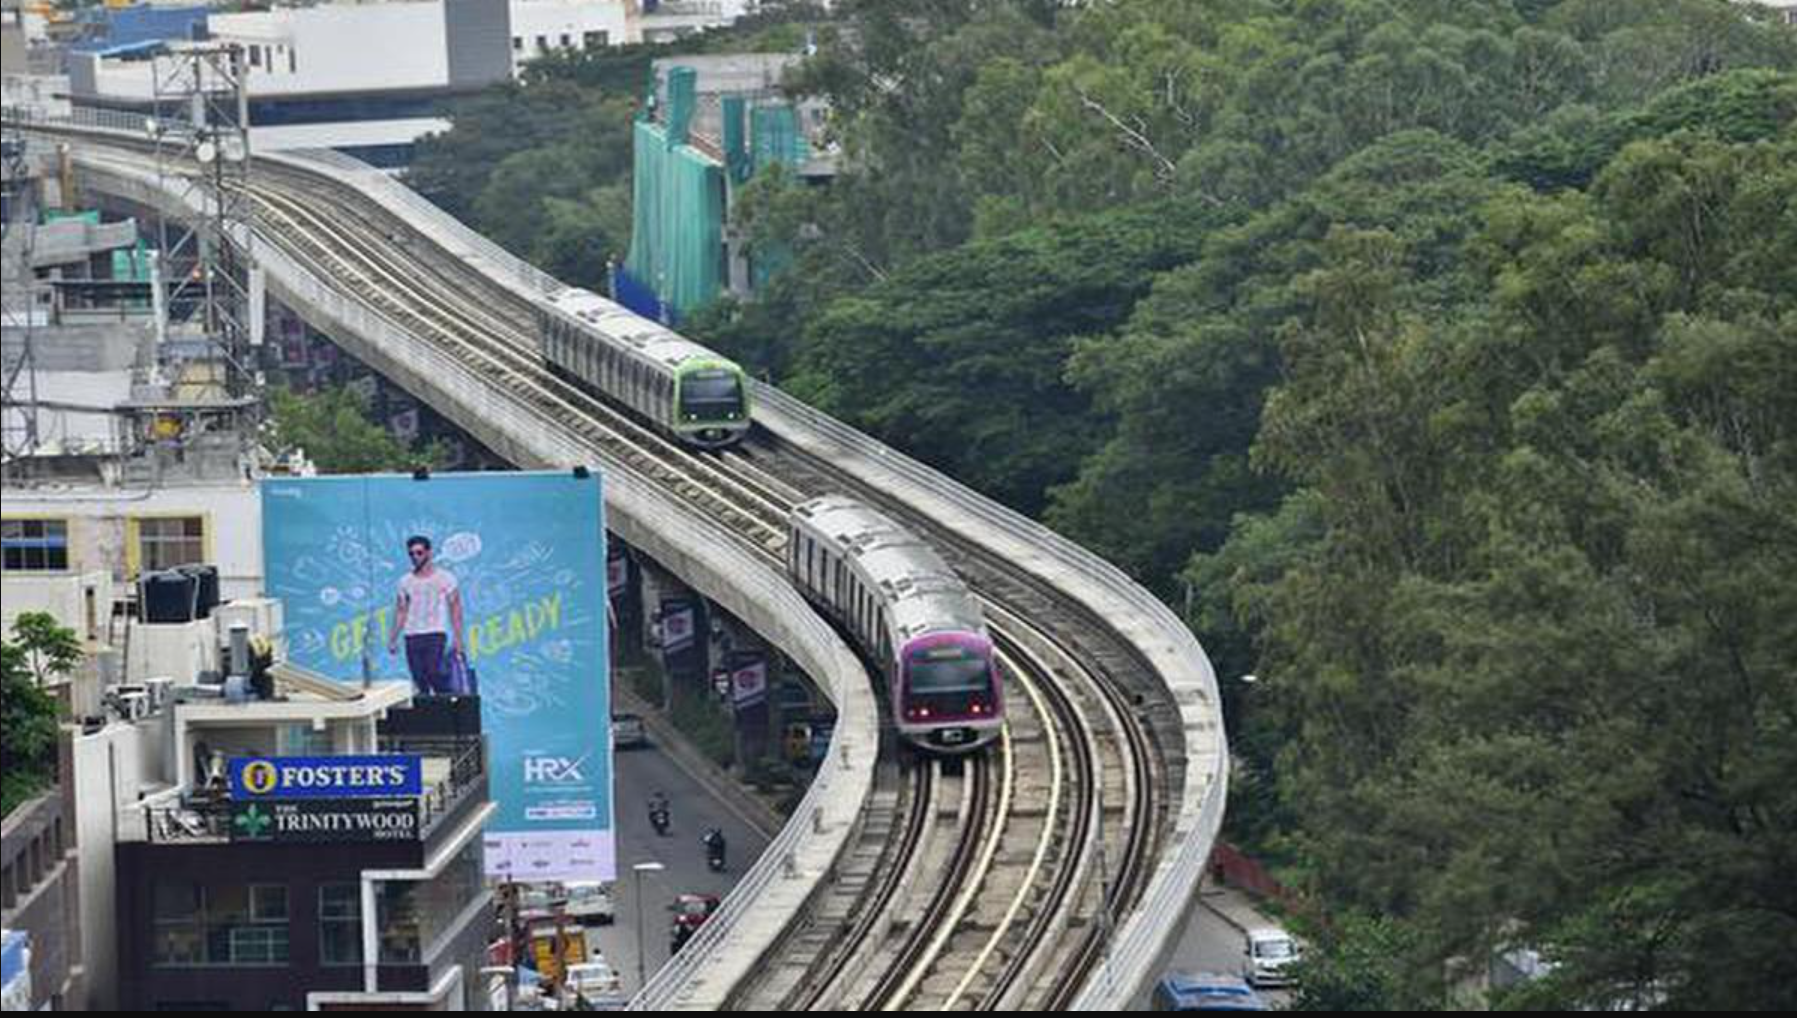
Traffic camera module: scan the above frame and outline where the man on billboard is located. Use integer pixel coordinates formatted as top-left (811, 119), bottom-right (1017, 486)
top-left (387, 535), bottom-right (466, 696)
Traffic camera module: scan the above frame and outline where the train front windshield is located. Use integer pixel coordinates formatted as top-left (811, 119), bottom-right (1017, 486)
top-left (679, 370), bottom-right (744, 420)
top-left (906, 647), bottom-right (992, 694)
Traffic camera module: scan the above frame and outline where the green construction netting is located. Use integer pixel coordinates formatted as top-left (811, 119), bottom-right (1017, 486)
top-left (112, 239), bottom-right (153, 282)
top-left (750, 104), bottom-right (806, 173)
top-left (722, 96), bottom-right (751, 184)
top-left (665, 65), bottom-right (697, 147)
top-left (625, 118), bottom-right (724, 316)
top-left (43, 209), bottom-right (100, 225)
top-left (745, 104), bottom-right (806, 288)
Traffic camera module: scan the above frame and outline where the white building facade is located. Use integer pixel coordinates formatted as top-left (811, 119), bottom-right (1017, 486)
top-left (57, 1), bottom-right (757, 164)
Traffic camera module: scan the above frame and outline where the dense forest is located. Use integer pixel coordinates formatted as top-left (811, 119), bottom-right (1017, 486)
top-left (411, 0), bottom-right (1796, 1008)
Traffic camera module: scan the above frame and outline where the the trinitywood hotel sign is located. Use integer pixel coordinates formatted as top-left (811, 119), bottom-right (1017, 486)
top-left (227, 755), bottom-right (425, 843)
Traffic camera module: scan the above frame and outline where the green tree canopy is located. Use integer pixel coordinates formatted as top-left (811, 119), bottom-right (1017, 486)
top-left (266, 386), bottom-right (448, 475)
top-left (2, 619), bottom-right (69, 816)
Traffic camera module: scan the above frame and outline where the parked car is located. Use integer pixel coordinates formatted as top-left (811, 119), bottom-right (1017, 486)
top-left (1152, 972), bottom-right (1269, 1011)
top-left (670, 892), bottom-right (720, 940)
top-left (515, 881), bottom-right (565, 920)
top-left (563, 880), bottom-right (615, 925)
top-left (1243, 926), bottom-right (1301, 987)
top-left (611, 713), bottom-right (648, 749)
top-left (563, 958), bottom-right (623, 1002)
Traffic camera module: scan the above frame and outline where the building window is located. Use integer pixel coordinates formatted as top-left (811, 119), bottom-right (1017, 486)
top-left (375, 839), bottom-right (483, 964)
top-left (154, 881), bottom-right (290, 966)
top-left (535, 34), bottom-right (547, 52)
top-left (137, 516), bottom-right (204, 572)
top-left (280, 723), bottom-right (333, 756)
top-left (376, 881), bottom-right (421, 964)
top-left (319, 884), bottom-right (363, 966)
top-left (153, 881), bottom-right (204, 965)
top-left (512, 36), bottom-right (522, 51)
top-left (583, 31), bottom-right (607, 48)
top-left (560, 33), bottom-right (571, 48)
top-left (1, 519), bottom-right (69, 571)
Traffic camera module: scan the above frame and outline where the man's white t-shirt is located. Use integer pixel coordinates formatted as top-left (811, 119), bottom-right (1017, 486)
top-left (399, 568), bottom-right (458, 636)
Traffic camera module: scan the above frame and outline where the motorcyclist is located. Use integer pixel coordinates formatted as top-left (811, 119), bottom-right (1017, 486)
top-left (702, 827), bottom-right (726, 869)
top-left (648, 791), bottom-right (670, 834)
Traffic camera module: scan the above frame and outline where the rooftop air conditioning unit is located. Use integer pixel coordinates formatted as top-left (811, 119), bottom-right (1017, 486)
top-left (115, 690), bottom-right (150, 721)
top-left (174, 682), bottom-right (224, 702)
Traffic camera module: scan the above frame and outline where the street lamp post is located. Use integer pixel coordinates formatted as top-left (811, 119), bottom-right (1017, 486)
top-left (631, 860), bottom-right (666, 996)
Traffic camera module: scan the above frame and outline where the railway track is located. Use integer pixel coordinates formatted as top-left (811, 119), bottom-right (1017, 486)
top-left (46, 129), bottom-right (1178, 1009)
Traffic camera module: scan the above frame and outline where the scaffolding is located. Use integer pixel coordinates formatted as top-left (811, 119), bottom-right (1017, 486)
top-left (1, 116), bottom-right (43, 461)
top-left (148, 44), bottom-right (258, 401)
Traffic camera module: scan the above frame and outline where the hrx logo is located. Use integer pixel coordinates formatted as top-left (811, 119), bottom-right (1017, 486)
top-left (524, 754), bottom-right (589, 783)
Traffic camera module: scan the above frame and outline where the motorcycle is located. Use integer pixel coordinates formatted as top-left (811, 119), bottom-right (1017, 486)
top-left (648, 793), bottom-right (671, 836)
top-left (703, 828), bottom-right (727, 872)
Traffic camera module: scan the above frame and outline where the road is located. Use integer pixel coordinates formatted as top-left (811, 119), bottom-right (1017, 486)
top-left (1124, 884), bottom-right (1294, 1009)
top-left (582, 735), bottom-right (772, 996)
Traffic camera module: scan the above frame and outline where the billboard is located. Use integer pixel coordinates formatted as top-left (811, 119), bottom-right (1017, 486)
top-left (261, 471), bottom-right (612, 881)
top-left (730, 652), bottom-right (768, 709)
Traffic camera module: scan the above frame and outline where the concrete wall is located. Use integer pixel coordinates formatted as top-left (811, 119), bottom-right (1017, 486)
top-left (0, 787), bottom-right (82, 1010)
top-left (509, 0), bottom-right (629, 70)
top-left (446, 0), bottom-right (514, 87)
top-left (211, 3), bottom-right (451, 95)
top-left (0, 73), bottom-right (70, 118)
top-left (1, 9), bottom-right (25, 72)
top-left (68, 715), bottom-right (171, 1009)
top-left (0, 571), bottom-right (113, 642)
top-left (1, 482), bottom-right (264, 602)
top-left (0, 321), bottom-right (150, 372)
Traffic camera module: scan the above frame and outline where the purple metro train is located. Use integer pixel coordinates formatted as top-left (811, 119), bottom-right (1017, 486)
top-left (787, 495), bottom-right (1003, 754)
